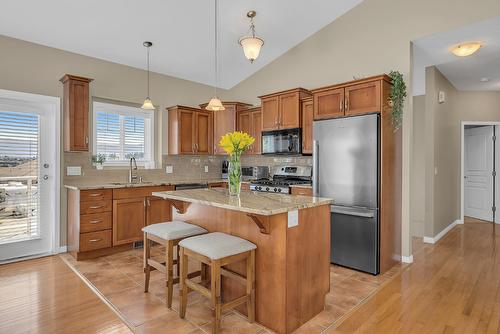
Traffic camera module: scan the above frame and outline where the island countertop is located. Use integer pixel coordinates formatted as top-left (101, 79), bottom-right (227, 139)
top-left (152, 188), bottom-right (332, 216)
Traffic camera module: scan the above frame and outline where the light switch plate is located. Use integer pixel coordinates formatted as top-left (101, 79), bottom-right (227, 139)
top-left (67, 166), bottom-right (82, 176)
top-left (165, 165), bottom-right (173, 174)
top-left (204, 165), bottom-right (209, 173)
top-left (288, 210), bottom-right (299, 228)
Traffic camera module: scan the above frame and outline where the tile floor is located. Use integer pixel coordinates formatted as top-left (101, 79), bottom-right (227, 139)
top-left (61, 247), bottom-right (404, 334)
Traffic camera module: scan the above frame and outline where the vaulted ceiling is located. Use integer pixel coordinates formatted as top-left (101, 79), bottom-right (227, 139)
top-left (0, 0), bottom-right (364, 89)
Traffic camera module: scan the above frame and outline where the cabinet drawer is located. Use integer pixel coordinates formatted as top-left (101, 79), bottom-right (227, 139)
top-left (80, 230), bottom-right (112, 252)
top-left (80, 212), bottom-right (112, 233)
top-left (80, 200), bottom-right (112, 214)
top-left (113, 186), bottom-right (173, 200)
top-left (290, 187), bottom-right (313, 196)
top-left (80, 189), bottom-right (112, 202)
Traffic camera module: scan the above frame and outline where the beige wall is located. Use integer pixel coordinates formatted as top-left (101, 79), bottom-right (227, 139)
top-left (411, 95), bottom-right (425, 237)
top-left (223, 0), bottom-right (500, 257)
top-left (421, 66), bottom-right (500, 237)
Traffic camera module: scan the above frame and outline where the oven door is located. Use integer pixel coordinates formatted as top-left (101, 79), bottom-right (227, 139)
top-left (262, 129), bottom-right (301, 155)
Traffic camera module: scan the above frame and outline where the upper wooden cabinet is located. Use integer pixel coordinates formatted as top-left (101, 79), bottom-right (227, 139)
top-left (301, 97), bottom-right (313, 154)
top-left (311, 75), bottom-right (390, 120)
top-left (168, 105), bottom-right (213, 155)
top-left (237, 106), bottom-right (262, 155)
top-left (259, 88), bottom-right (311, 131)
top-left (60, 74), bottom-right (93, 152)
top-left (199, 102), bottom-right (252, 155)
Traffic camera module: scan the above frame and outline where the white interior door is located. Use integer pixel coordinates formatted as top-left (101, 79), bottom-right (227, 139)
top-left (0, 90), bottom-right (59, 262)
top-left (464, 126), bottom-right (494, 222)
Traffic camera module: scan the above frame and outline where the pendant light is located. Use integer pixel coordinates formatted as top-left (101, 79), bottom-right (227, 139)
top-left (206, 0), bottom-right (225, 111)
top-left (239, 11), bottom-right (264, 63)
top-left (141, 41), bottom-right (155, 110)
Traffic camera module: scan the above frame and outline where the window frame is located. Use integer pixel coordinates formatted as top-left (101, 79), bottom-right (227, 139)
top-left (92, 100), bottom-right (156, 168)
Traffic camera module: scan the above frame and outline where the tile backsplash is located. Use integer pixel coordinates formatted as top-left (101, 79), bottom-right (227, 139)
top-left (63, 152), bottom-right (312, 185)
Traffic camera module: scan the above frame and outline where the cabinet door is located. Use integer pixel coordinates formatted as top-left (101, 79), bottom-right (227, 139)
top-left (279, 92), bottom-right (300, 129)
top-left (251, 111), bottom-right (262, 154)
top-left (179, 110), bottom-right (195, 154)
top-left (301, 99), bottom-right (313, 154)
top-left (113, 198), bottom-right (145, 245)
top-left (146, 196), bottom-right (171, 226)
top-left (345, 81), bottom-right (381, 116)
top-left (69, 80), bottom-right (89, 151)
top-left (261, 96), bottom-right (280, 131)
top-left (195, 111), bottom-right (213, 155)
top-left (237, 111), bottom-right (253, 154)
top-left (313, 88), bottom-right (344, 120)
top-left (213, 107), bottom-right (235, 155)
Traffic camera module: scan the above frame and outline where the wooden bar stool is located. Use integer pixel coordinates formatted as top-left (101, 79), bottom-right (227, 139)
top-left (142, 221), bottom-right (207, 308)
top-left (178, 232), bottom-right (256, 334)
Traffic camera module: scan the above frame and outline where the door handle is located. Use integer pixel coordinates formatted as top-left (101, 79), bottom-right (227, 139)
top-left (312, 141), bottom-right (319, 196)
top-left (43, 175), bottom-right (49, 180)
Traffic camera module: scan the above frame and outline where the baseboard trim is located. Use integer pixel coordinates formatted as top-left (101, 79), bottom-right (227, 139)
top-left (58, 246), bottom-right (68, 253)
top-left (423, 219), bottom-right (462, 244)
top-left (401, 255), bottom-right (413, 263)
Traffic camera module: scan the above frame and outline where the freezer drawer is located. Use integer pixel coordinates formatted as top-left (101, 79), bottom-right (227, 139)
top-left (330, 206), bottom-right (379, 274)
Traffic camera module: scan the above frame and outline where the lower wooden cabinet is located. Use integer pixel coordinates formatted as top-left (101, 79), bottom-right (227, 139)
top-left (290, 186), bottom-right (313, 196)
top-left (112, 198), bottom-right (146, 245)
top-left (146, 196), bottom-right (172, 225)
top-left (80, 230), bottom-right (112, 252)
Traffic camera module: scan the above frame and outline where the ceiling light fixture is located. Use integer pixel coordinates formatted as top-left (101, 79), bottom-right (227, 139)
top-left (480, 77), bottom-right (490, 82)
top-left (206, 0), bottom-right (225, 111)
top-left (450, 42), bottom-right (482, 57)
top-left (141, 41), bottom-right (155, 110)
top-left (239, 11), bottom-right (264, 63)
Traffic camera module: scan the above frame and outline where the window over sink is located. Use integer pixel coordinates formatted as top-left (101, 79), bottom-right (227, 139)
top-left (92, 101), bottom-right (155, 168)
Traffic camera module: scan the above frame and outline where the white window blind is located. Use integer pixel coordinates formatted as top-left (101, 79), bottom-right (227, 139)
top-left (93, 101), bottom-right (155, 167)
top-left (0, 111), bottom-right (39, 243)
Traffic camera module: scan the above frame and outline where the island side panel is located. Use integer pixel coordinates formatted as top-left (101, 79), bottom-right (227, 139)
top-left (172, 202), bottom-right (289, 334)
top-left (286, 204), bottom-right (330, 333)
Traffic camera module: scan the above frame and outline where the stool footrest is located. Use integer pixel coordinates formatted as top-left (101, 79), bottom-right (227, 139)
top-left (185, 279), bottom-right (211, 299)
top-left (222, 295), bottom-right (249, 312)
top-left (221, 268), bottom-right (247, 286)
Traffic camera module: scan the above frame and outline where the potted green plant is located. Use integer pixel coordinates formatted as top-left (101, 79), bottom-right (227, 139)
top-left (91, 154), bottom-right (106, 170)
top-left (388, 70), bottom-right (407, 131)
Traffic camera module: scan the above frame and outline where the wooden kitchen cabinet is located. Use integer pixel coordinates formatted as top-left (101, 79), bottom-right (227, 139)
top-left (146, 196), bottom-right (172, 225)
top-left (168, 105), bottom-right (213, 155)
top-left (301, 97), bottom-right (313, 154)
top-left (59, 74), bottom-right (93, 152)
top-left (312, 87), bottom-right (344, 120)
top-left (113, 198), bottom-right (146, 245)
top-left (259, 88), bottom-right (311, 131)
top-left (344, 80), bottom-right (381, 116)
top-left (237, 106), bottom-right (262, 155)
top-left (290, 186), bottom-right (313, 196)
top-left (199, 102), bottom-right (252, 155)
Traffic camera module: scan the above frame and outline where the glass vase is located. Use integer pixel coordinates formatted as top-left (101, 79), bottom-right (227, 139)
top-left (228, 155), bottom-right (242, 196)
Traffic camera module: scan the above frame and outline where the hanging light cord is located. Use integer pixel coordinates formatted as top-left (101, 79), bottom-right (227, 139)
top-left (147, 46), bottom-right (150, 99)
top-left (214, 0), bottom-right (219, 97)
top-left (250, 17), bottom-right (256, 38)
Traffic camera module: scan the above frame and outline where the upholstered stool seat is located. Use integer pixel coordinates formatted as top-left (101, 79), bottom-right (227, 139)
top-left (179, 232), bottom-right (256, 334)
top-left (142, 221), bottom-right (207, 308)
top-left (178, 232), bottom-right (256, 260)
top-left (142, 221), bottom-right (207, 241)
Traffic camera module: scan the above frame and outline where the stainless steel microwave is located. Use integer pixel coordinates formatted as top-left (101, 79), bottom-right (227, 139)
top-left (241, 166), bottom-right (270, 181)
top-left (262, 128), bottom-right (301, 155)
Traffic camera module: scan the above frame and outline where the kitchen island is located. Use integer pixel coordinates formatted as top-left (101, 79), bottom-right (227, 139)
top-left (152, 188), bottom-right (332, 334)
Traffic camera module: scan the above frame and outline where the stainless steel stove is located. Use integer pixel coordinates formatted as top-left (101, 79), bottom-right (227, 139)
top-left (250, 166), bottom-right (312, 193)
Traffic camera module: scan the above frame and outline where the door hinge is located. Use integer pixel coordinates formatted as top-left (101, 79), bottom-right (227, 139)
top-left (493, 206), bottom-right (497, 213)
top-left (493, 171), bottom-right (497, 177)
top-left (493, 135), bottom-right (496, 142)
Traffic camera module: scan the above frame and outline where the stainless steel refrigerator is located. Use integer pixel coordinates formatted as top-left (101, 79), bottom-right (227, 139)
top-left (313, 114), bottom-right (379, 274)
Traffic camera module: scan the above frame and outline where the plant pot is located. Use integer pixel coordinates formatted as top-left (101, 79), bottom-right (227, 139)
top-left (94, 164), bottom-right (103, 170)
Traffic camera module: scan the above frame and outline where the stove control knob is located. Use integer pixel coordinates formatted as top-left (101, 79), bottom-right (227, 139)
top-left (274, 188), bottom-right (277, 192)
top-left (278, 188), bottom-right (282, 192)
top-left (258, 186), bottom-right (261, 191)
top-left (266, 187), bottom-right (269, 191)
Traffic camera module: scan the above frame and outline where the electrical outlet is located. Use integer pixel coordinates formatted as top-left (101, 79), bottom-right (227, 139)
top-left (165, 165), bottom-right (173, 174)
top-left (204, 165), bottom-right (209, 173)
top-left (67, 166), bottom-right (82, 176)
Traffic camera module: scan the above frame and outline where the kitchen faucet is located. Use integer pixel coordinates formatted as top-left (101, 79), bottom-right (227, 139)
top-left (129, 157), bottom-right (138, 183)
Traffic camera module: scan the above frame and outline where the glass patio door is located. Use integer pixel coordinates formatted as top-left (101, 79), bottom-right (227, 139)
top-left (0, 90), bottom-right (58, 262)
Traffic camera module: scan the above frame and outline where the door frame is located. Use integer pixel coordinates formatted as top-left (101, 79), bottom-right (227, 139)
top-left (0, 89), bottom-right (61, 261)
top-left (460, 121), bottom-right (500, 224)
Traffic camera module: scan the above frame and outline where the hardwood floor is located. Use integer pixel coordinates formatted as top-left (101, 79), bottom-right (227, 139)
top-left (329, 218), bottom-right (500, 333)
top-left (0, 256), bottom-right (130, 334)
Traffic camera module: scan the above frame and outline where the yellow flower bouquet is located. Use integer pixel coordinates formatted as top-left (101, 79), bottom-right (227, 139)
top-left (219, 131), bottom-right (255, 196)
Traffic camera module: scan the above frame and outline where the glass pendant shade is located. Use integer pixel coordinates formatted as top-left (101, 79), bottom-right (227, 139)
top-left (450, 42), bottom-right (482, 57)
top-left (239, 36), bottom-right (264, 62)
top-left (141, 97), bottom-right (155, 110)
top-left (206, 97), bottom-right (225, 111)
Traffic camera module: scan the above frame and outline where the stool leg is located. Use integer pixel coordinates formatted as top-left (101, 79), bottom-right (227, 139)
top-left (143, 233), bottom-right (150, 293)
top-left (201, 262), bottom-right (209, 285)
top-left (176, 245), bottom-right (181, 278)
top-left (166, 240), bottom-right (174, 309)
top-left (246, 250), bottom-right (256, 323)
top-left (211, 260), bottom-right (222, 334)
top-left (179, 247), bottom-right (188, 318)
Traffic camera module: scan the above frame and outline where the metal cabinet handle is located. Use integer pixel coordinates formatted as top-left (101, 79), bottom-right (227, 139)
top-left (345, 98), bottom-right (349, 111)
top-left (88, 239), bottom-right (102, 243)
top-left (340, 100), bottom-right (343, 111)
top-left (89, 193), bottom-right (102, 197)
top-left (89, 220), bottom-right (102, 224)
top-left (89, 205), bottom-right (103, 209)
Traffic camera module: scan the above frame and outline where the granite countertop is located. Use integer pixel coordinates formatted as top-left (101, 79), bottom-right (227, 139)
top-left (64, 179), bottom-right (229, 191)
top-left (152, 188), bottom-right (332, 216)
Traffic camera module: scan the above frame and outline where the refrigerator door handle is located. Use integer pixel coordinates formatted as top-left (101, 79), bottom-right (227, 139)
top-left (330, 205), bottom-right (376, 218)
top-left (313, 140), bottom-right (319, 196)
